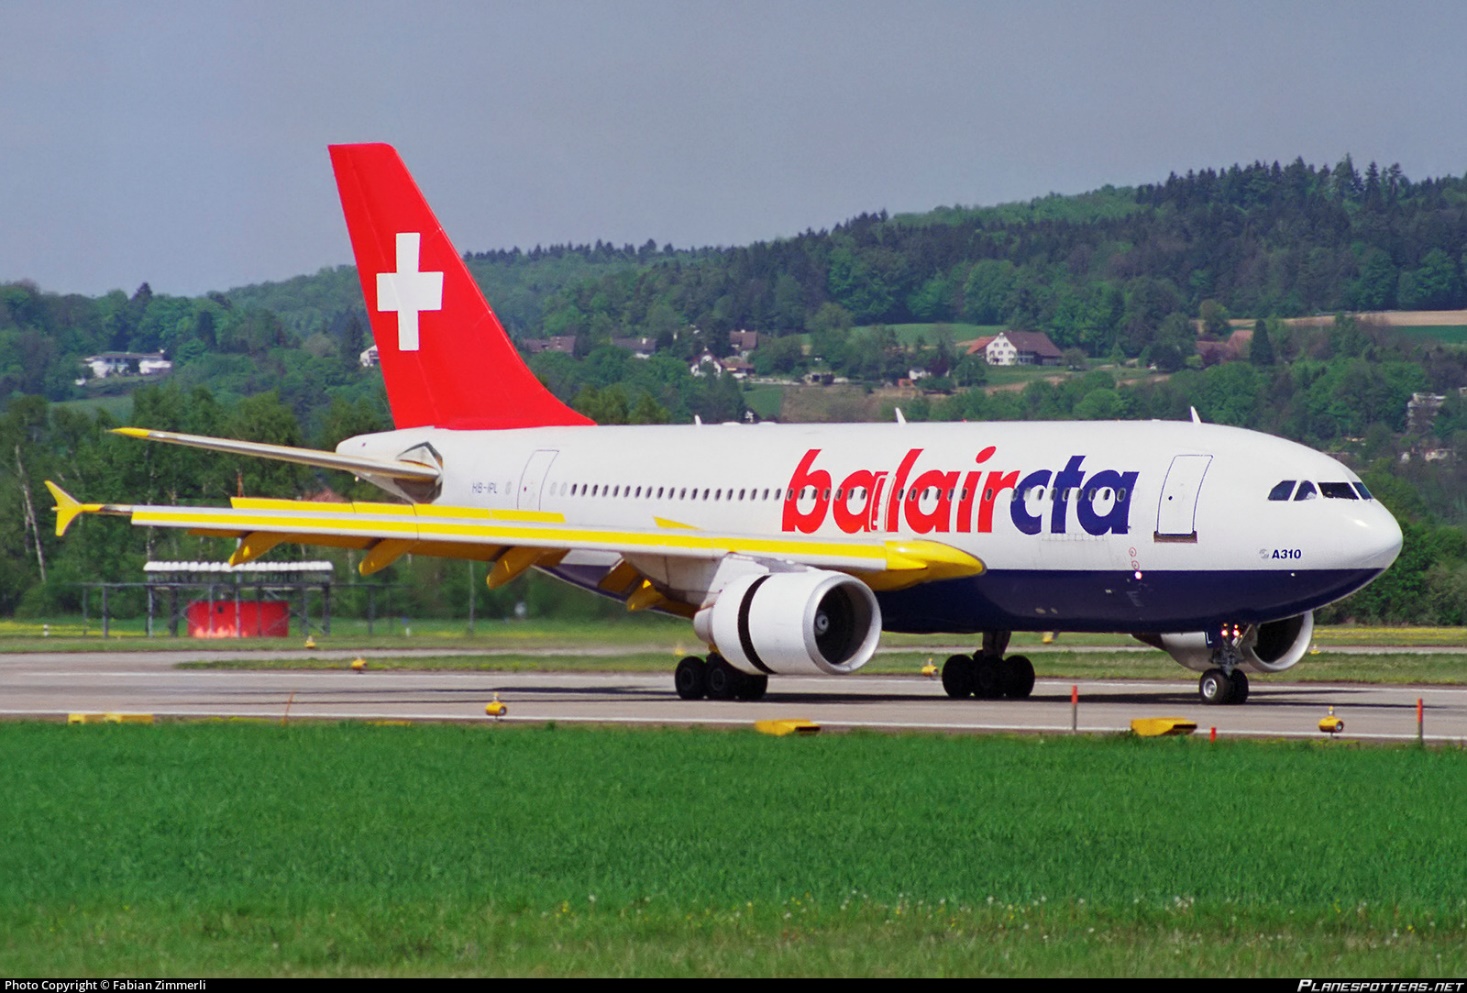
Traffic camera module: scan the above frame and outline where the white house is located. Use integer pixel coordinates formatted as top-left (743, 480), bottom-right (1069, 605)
top-left (984, 331), bottom-right (1062, 367)
top-left (79, 352), bottom-right (172, 381)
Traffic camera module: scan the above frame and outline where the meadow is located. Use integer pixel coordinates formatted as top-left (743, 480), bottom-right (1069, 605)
top-left (1, 721), bottom-right (1464, 975)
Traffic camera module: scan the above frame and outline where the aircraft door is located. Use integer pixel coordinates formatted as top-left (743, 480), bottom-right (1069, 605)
top-left (1154, 454), bottom-right (1212, 542)
top-left (517, 449), bottom-right (559, 509)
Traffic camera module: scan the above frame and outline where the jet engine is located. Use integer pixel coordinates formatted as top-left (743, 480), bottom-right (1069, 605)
top-left (692, 570), bottom-right (882, 676)
top-left (1140, 612), bottom-right (1315, 674)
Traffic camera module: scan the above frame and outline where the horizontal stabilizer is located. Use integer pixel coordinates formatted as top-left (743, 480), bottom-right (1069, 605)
top-left (110, 427), bottom-right (441, 482)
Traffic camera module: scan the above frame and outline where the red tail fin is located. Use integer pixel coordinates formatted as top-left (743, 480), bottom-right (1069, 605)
top-left (329, 143), bottom-right (592, 430)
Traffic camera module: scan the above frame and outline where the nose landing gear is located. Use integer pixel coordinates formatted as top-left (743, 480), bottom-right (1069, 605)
top-left (1198, 624), bottom-right (1250, 705)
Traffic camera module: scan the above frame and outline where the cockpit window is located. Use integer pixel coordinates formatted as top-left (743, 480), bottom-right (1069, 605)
top-left (1268, 480), bottom-right (1296, 501)
top-left (1320, 482), bottom-right (1358, 500)
top-left (1293, 481), bottom-right (1318, 501)
top-left (1353, 482), bottom-right (1374, 501)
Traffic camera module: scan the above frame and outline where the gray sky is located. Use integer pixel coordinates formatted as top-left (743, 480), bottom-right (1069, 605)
top-left (4, 0), bottom-right (1467, 298)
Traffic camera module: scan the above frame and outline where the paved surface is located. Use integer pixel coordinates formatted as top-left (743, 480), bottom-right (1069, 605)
top-left (2, 649), bottom-right (1464, 743)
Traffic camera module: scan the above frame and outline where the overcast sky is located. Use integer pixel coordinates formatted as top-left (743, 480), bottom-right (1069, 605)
top-left (4, 0), bottom-right (1467, 298)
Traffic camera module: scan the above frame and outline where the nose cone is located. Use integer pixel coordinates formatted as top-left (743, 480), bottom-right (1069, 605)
top-left (1357, 502), bottom-right (1404, 571)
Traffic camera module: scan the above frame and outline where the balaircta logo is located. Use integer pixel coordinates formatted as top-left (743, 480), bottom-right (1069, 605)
top-left (781, 447), bottom-right (1139, 537)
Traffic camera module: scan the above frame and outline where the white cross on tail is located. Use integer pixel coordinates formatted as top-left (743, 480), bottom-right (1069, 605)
top-left (376, 232), bottom-right (443, 351)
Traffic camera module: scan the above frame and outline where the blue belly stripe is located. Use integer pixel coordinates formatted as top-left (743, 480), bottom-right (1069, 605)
top-left (875, 568), bottom-right (1384, 633)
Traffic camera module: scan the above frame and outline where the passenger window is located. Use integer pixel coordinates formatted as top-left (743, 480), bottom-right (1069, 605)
top-left (1294, 481), bottom-right (1318, 501)
top-left (1320, 482), bottom-right (1358, 500)
top-left (1268, 480), bottom-right (1296, 501)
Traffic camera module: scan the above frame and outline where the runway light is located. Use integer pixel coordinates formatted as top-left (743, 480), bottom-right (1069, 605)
top-left (486, 693), bottom-right (508, 718)
top-left (920, 657), bottom-right (938, 678)
top-left (304, 635), bottom-right (318, 649)
top-left (351, 657), bottom-right (367, 673)
top-left (1319, 706), bottom-right (1344, 736)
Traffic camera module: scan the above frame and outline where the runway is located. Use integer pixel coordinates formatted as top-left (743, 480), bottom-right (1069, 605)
top-left (2, 649), bottom-right (1465, 743)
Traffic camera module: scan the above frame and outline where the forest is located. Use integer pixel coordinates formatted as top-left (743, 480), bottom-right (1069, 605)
top-left (1, 153), bottom-right (1465, 625)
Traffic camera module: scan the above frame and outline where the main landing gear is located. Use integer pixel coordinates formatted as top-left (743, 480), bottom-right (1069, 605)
top-left (940, 631), bottom-right (1036, 701)
top-left (674, 653), bottom-right (768, 702)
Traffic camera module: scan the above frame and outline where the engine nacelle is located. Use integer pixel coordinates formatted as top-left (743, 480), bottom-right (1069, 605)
top-left (1141, 612), bottom-right (1315, 674)
top-left (692, 570), bottom-right (882, 676)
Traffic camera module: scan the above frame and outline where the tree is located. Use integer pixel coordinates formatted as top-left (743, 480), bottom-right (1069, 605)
top-left (1199, 299), bottom-right (1231, 339)
top-left (808, 302), bottom-right (852, 334)
top-left (1398, 249), bottom-right (1463, 310)
top-left (1147, 312), bottom-right (1195, 372)
top-left (1250, 319), bottom-right (1275, 366)
top-left (752, 335), bottom-right (805, 376)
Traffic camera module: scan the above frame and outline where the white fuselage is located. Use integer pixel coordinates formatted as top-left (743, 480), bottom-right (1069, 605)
top-left (339, 419), bottom-right (1403, 634)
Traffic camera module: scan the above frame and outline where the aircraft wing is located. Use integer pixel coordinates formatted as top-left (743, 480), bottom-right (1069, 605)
top-left (45, 483), bottom-right (983, 596)
top-left (106, 427), bottom-right (441, 483)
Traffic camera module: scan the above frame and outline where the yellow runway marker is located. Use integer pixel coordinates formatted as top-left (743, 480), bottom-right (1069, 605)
top-left (754, 718), bottom-right (820, 737)
top-left (1130, 717), bottom-right (1197, 737)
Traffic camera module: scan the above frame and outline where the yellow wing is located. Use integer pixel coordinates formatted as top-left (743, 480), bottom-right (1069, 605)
top-left (45, 482), bottom-right (983, 595)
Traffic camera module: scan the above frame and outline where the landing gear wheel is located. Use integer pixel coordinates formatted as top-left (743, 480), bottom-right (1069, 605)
top-left (1002, 655), bottom-right (1036, 699)
top-left (972, 656), bottom-right (1003, 699)
top-left (674, 656), bottom-right (708, 700)
top-left (1228, 669), bottom-right (1250, 705)
top-left (735, 674), bottom-right (768, 701)
top-left (705, 654), bottom-right (740, 701)
top-left (1199, 667), bottom-right (1235, 705)
top-left (941, 654), bottom-right (974, 698)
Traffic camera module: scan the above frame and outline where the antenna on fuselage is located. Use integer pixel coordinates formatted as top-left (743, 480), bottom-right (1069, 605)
top-left (1190, 406), bottom-right (1203, 424)
top-left (894, 407), bottom-right (906, 425)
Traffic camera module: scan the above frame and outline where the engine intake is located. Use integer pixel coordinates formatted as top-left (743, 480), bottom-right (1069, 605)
top-left (693, 570), bottom-right (882, 676)
top-left (1141, 612), bottom-right (1315, 674)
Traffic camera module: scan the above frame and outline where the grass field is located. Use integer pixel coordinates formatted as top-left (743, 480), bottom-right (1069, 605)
top-left (8, 615), bottom-right (1466, 685)
top-left (1381, 326), bottom-right (1467, 345)
top-left (1, 722), bottom-right (1464, 976)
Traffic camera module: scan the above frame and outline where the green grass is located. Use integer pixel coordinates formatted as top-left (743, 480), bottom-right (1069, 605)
top-left (9, 616), bottom-right (1467, 685)
top-left (0, 614), bottom-right (690, 653)
top-left (1, 723), bottom-right (1465, 975)
top-left (880, 323), bottom-right (1003, 347)
top-left (741, 384), bottom-right (785, 420)
top-left (1386, 325), bottom-right (1467, 345)
top-left (0, 715), bottom-right (1461, 973)
top-left (980, 364), bottom-right (1073, 388)
top-left (52, 394), bottom-right (135, 420)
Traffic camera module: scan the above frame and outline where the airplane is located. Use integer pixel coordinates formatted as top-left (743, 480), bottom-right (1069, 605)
top-left (46, 142), bottom-right (1404, 706)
